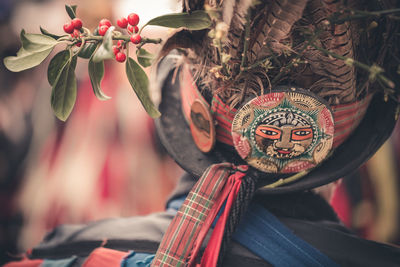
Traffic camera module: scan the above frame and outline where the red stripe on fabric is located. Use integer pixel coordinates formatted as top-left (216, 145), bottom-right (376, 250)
top-left (332, 97), bottom-right (370, 121)
top-left (215, 128), bottom-right (234, 145)
top-left (334, 107), bottom-right (369, 126)
top-left (82, 247), bottom-right (129, 267)
top-left (215, 121), bottom-right (232, 133)
top-left (3, 259), bottom-right (43, 267)
top-left (334, 109), bottom-right (368, 137)
top-left (214, 114), bottom-right (233, 127)
top-left (334, 107), bottom-right (366, 122)
top-left (216, 135), bottom-right (234, 146)
top-left (335, 118), bottom-right (358, 132)
top-left (331, 95), bottom-right (370, 112)
top-left (211, 96), bottom-right (237, 117)
top-left (216, 129), bottom-right (232, 140)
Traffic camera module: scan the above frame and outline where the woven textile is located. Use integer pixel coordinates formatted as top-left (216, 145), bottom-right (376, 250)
top-left (152, 163), bottom-right (247, 267)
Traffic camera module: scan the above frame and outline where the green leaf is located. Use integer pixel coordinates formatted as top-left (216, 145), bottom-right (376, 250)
top-left (40, 26), bottom-right (65, 40)
top-left (144, 11), bottom-right (212, 31)
top-left (51, 56), bottom-right (77, 121)
top-left (20, 29), bottom-right (58, 52)
top-left (88, 57), bottom-right (111, 100)
top-left (136, 48), bottom-right (155, 68)
top-left (78, 42), bottom-right (98, 59)
top-left (48, 50), bottom-right (71, 86)
top-left (65, 4), bottom-right (77, 19)
top-left (92, 26), bottom-right (115, 63)
top-left (3, 46), bottom-right (54, 72)
top-left (125, 57), bottom-right (160, 118)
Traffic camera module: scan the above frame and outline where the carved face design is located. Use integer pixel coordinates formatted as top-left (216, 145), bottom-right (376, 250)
top-left (254, 111), bottom-right (314, 158)
top-left (255, 125), bottom-right (313, 158)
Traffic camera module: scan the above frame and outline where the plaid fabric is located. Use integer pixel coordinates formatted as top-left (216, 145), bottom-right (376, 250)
top-left (152, 163), bottom-right (247, 267)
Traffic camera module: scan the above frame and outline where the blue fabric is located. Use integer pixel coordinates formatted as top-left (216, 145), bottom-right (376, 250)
top-left (41, 256), bottom-right (77, 267)
top-left (233, 204), bottom-right (339, 267)
top-left (121, 251), bottom-right (155, 267)
top-left (166, 195), bottom-right (186, 214)
top-left (164, 195), bottom-right (338, 266)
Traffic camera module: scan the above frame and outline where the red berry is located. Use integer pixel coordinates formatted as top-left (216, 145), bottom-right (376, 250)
top-left (63, 22), bottom-right (74, 34)
top-left (127, 13), bottom-right (139, 26)
top-left (112, 45), bottom-right (120, 55)
top-left (98, 25), bottom-right (109, 36)
top-left (71, 29), bottom-right (80, 38)
top-left (130, 34), bottom-right (141, 44)
top-left (127, 25), bottom-right (134, 34)
top-left (72, 18), bottom-right (83, 30)
top-left (99, 19), bottom-right (112, 28)
top-left (117, 17), bottom-right (128, 28)
top-left (76, 41), bottom-right (82, 47)
top-left (134, 25), bottom-right (139, 33)
top-left (117, 40), bottom-right (124, 48)
top-left (115, 52), bottom-right (126, 63)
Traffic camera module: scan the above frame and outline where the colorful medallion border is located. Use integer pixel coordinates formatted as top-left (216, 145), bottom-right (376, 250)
top-left (231, 89), bottom-right (334, 173)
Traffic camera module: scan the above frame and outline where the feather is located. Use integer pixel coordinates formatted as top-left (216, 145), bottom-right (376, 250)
top-left (227, 0), bottom-right (254, 58)
top-left (222, 0), bottom-right (236, 26)
top-left (300, 0), bottom-right (357, 103)
top-left (234, 0), bottom-right (254, 27)
top-left (249, 0), bottom-right (308, 61)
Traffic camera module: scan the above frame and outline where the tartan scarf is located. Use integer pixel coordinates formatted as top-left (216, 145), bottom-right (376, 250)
top-left (151, 163), bottom-right (248, 267)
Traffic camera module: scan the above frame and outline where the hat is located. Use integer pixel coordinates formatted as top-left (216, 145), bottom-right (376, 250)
top-left (152, 0), bottom-right (400, 265)
top-left (155, 0), bottom-right (399, 193)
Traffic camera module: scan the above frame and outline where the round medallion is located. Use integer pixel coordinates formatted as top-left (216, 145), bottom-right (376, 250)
top-left (190, 99), bottom-right (216, 153)
top-left (231, 88), bottom-right (334, 173)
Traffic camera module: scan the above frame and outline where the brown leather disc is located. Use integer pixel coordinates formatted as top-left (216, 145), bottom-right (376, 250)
top-left (189, 99), bottom-right (216, 153)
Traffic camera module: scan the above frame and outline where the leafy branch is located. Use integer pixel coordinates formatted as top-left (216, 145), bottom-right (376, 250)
top-left (3, 5), bottom-right (212, 121)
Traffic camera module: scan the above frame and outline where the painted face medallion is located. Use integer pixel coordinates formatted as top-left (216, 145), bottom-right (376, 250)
top-left (231, 89), bottom-right (334, 173)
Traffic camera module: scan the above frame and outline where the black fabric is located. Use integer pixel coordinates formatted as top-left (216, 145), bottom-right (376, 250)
top-left (26, 173), bottom-right (400, 267)
top-left (154, 52), bottom-right (398, 194)
top-left (255, 190), bottom-right (340, 222)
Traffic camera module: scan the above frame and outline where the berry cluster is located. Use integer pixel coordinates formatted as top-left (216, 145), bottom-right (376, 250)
top-left (62, 12), bottom-right (144, 63)
top-left (109, 13), bottom-right (142, 63)
top-left (113, 40), bottom-right (127, 63)
top-left (117, 13), bottom-right (142, 45)
top-left (63, 18), bottom-right (83, 46)
top-left (98, 19), bottom-right (112, 36)
top-left (63, 18), bottom-right (83, 34)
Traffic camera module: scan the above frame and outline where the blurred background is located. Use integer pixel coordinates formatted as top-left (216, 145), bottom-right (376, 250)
top-left (0, 0), bottom-right (399, 265)
top-left (0, 0), bottom-right (184, 264)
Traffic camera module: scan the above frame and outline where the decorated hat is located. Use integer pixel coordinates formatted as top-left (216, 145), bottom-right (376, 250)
top-left (155, 0), bottom-right (399, 193)
top-left (152, 0), bottom-right (400, 266)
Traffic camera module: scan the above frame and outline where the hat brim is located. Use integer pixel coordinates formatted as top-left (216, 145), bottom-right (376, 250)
top-left (154, 57), bottom-right (398, 194)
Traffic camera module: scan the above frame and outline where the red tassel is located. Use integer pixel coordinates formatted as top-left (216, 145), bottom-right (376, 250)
top-left (199, 171), bottom-right (244, 267)
top-left (152, 164), bottom-right (247, 267)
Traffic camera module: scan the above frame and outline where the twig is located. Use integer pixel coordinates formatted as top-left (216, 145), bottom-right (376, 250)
top-left (329, 8), bottom-right (400, 24)
top-left (239, 10), bottom-right (252, 74)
